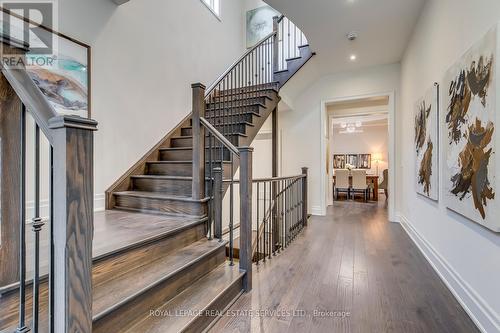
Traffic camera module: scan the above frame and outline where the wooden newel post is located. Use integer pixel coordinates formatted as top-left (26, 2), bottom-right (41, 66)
top-left (213, 167), bottom-right (223, 240)
top-left (239, 146), bottom-right (253, 292)
top-left (49, 115), bottom-right (97, 333)
top-left (302, 167), bottom-right (308, 226)
top-left (191, 83), bottom-right (206, 200)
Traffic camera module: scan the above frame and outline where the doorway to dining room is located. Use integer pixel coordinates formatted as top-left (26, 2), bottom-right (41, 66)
top-left (321, 92), bottom-right (395, 221)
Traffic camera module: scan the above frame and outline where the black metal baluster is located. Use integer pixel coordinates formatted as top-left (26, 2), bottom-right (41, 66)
top-left (16, 105), bottom-right (29, 333)
top-left (268, 181), bottom-right (272, 259)
top-left (256, 182), bottom-right (260, 264)
top-left (32, 123), bottom-right (44, 333)
top-left (208, 132), bottom-right (213, 240)
top-left (263, 180), bottom-right (266, 262)
top-left (49, 145), bottom-right (54, 333)
top-left (229, 154), bottom-right (234, 265)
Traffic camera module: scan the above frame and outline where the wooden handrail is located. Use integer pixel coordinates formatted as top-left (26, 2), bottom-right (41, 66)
top-left (200, 116), bottom-right (240, 157)
top-left (204, 31), bottom-right (277, 98)
top-left (0, 41), bottom-right (58, 143)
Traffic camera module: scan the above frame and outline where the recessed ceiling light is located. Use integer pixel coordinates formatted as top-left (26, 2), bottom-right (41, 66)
top-left (350, 54), bottom-right (357, 61)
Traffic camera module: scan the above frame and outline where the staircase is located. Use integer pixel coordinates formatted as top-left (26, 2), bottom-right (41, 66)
top-left (0, 14), bottom-right (313, 333)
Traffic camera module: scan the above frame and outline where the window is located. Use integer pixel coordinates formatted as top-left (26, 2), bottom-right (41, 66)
top-left (201, 0), bottom-right (220, 19)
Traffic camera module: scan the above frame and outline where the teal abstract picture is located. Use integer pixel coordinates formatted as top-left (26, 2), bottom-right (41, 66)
top-left (26, 35), bottom-right (89, 118)
top-left (0, 9), bottom-right (90, 118)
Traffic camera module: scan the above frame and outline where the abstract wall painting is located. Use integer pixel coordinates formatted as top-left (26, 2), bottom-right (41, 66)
top-left (443, 25), bottom-right (500, 232)
top-left (0, 8), bottom-right (90, 118)
top-left (246, 5), bottom-right (279, 48)
top-left (26, 35), bottom-right (90, 118)
top-left (414, 83), bottom-right (439, 200)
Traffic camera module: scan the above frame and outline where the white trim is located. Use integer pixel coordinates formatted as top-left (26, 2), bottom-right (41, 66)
top-left (200, 0), bottom-right (221, 21)
top-left (399, 214), bottom-right (500, 333)
top-left (25, 194), bottom-right (106, 223)
top-left (320, 90), bottom-right (396, 221)
top-left (311, 205), bottom-right (324, 216)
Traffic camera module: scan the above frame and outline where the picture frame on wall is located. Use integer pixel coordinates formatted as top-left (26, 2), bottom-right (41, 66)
top-left (333, 154), bottom-right (346, 169)
top-left (414, 83), bottom-right (439, 201)
top-left (346, 154), bottom-right (358, 168)
top-left (358, 154), bottom-right (372, 169)
top-left (442, 24), bottom-right (499, 232)
top-left (0, 7), bottom-right (91, 118)
top-left (246, 5), bottom-right (280, 48)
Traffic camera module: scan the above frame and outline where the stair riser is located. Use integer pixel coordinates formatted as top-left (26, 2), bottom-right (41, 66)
top-left (132, 177), bottom-right (192, 196)
top-left (205, 113), bottom-right (259, 124)
top-left (160, 149), bottom-right (193, 161)
top-left (182, 124), bottom-right (249, 136)
top-left (147, 162), bottom-right (192, 176)
top-left (160, 149), bottom-right (231, 162)
top-left (207, 96), bottom-right (268, 108)
top-left (182, 276), bottom-right (244, 333)
top-left (93, 222), bottom-right (206, 287)
top-left (206, 105), bottom-right (264, 116)
top-left (171, 136), bottom-right (241, 148)
top-left (93, 247), bottom-right (226, 333)
top-left (299, 45), bottom-right (311, 58)
top-left (114, 194), bottom-right (207, 217)
top-left (146, 162), bottom-right (233, 178)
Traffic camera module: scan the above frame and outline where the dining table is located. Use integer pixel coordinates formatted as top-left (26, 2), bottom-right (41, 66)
top-left (332, 174), bottom-right (380, 201)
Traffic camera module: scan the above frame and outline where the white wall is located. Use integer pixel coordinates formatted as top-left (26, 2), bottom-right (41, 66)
top-left (279, 62), bottom-right (400, 215)
top-left (399, 1), bottom-right (500, 331)
top-left (28, 0), bottom-right (245, 211)
top-left (330, 122), bottom-right (389, 178)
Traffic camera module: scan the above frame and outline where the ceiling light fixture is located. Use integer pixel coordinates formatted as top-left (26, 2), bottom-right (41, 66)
top-left (350, 54), bottom-right (357, 61)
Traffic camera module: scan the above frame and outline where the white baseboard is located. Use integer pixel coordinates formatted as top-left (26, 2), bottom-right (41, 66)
top-left (311, 205), bottom-right (324, 216)
top-left (26, 194), bottom-right (106, 223)
top-left (399, 215), bottom-right (500, 333)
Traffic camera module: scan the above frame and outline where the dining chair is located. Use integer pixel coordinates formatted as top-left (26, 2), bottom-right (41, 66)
top-left (334, 169), bottom-right (350, 200)
top-left (379, 169), bottom-right (389, 199)
top-left (351, 169), bottom-right (369, 202)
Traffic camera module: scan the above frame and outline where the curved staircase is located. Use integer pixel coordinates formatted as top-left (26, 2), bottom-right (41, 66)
top-left (0, 14), bottom-right (314, 333)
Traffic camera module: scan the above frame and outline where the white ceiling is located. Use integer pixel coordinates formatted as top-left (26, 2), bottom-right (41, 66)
top-left (265, 0), bottom-right (426, 75)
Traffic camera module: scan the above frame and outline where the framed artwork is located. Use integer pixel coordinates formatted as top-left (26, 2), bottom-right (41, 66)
top-left (414, 83), bottom-right (439, 200)
top-left (358, 154), bottom-right (372, 169)
top-left (443, 24), bottom-right (499, 232)
top-left (246, 5), bottom-right (279, 48)
top-left (346, 154), bottom-right (358, 168)
top-left (333, 154), bottom-right (346, 169)
top-left (0, 8), bottom-right (91, 118)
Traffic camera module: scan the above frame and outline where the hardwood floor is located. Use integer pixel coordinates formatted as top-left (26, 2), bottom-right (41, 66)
top-left (210, 200), bottom-right (479, 333)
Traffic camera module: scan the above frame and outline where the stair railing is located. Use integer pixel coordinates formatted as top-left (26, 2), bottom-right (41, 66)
top-left (275, 15), bottom-right (309, 72)
top-left (192, 83), bottom-right (253, 291)
top-left (191, 14), bottom-right (310, 292)
top-left (222, 168), bottom-right (309, 263)
top-left (0, 36), bottom-right (97, 332)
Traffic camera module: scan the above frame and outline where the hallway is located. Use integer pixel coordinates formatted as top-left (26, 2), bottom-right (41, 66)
top-left (211, 201), bottom-right (479, 333)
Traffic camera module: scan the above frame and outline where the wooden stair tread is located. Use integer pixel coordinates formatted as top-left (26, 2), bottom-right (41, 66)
top-left (146, 160), bottom-right (232, 164)
top-left (93, 238), bottom-right (227, 321)
top-left (122, 263), bottom-right (244, 333)
top-left (0, 210), bottom-right (207, 295)
top-left (113, 191), bottom-right (210, 202)
top-left (131, 175), bottom-right (192, 180)
top-left (173, 133), bottom-right (248, 139)
top-left (205, 110), bottom-right (261, 117)
top-left (0, 211), bottom-right (210, 332)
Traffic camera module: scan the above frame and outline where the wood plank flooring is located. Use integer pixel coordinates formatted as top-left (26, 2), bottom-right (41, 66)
top-left (210, 200), bottom-right (479, 333)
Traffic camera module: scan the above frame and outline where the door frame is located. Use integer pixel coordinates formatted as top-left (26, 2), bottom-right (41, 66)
top-left (319, 90), bottom-right (397, 222)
